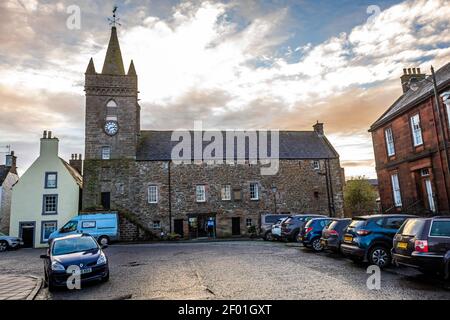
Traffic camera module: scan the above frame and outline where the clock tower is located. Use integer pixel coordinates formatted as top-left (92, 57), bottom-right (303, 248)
top-left (84, 26), bottom-right (140, 161)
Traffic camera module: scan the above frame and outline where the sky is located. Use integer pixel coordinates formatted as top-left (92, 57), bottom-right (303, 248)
top-left (0, 0), bottom-right (449, 178)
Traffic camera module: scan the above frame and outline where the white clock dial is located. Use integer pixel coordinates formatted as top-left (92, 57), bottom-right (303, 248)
top-left (104, 121), bottom-right (119, 136)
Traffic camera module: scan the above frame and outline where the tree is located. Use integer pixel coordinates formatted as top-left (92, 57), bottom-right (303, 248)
top-left (344, 177), bottom-right (378, 216)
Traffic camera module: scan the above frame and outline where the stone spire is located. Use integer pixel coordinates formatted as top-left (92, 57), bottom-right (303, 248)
top-left (102, 26), bottom-right (125, 75)
top-left (86, 57), bottom-right (96, 74)
top-left (128, 60), bottom-right (137, 76)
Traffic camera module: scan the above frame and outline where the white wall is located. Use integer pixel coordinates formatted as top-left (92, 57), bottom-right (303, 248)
top-left (10, 138), bottom-right (80, 248)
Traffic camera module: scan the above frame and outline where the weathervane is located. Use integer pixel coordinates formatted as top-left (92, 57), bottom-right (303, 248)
top-left (108, 6), bottom-right (121, 27)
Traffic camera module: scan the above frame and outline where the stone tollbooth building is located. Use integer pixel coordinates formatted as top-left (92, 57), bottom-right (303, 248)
top-left (82, 26), bottom-right (345, 240)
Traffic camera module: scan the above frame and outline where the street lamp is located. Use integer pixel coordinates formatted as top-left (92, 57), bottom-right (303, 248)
top-left (271, 185), bottom-right (277, 214)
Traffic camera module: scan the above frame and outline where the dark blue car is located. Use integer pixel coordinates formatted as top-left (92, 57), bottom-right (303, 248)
top-left (40, 234), bottom-right (109, 291)
top-left (299, 218), bottom-right (335, 252)
top-left (340, 214), bottom-right (416, 268)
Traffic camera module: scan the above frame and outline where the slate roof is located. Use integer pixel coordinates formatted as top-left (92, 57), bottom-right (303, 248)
top-left (60, 159), bottom-right (83, 188)
top-left (370, 62), bottom-right (450, 131)
top-left (136, 130), bottom-right (339, 161)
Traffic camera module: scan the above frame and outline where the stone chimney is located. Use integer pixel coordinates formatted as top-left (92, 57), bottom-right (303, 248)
top-left (313, 121), bottom-right (324, 136)
top-left (69, 153), bottom-right (83, 175)
top-left (40, 130), bottom-right (59, 158)
top-left (5, 151), bottom-right (17, 174)
top-left (400, 67), bottom-right (426, 93)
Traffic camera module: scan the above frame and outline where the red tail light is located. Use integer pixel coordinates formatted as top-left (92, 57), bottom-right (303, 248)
top-left (328, 230), bottom-right (339, 236)
top-left (356, 230), bottom-right (371, 236)
top-left (305, 227), bottom-right (313, 234)
top-left (414, 240), bottom-right (429, 253)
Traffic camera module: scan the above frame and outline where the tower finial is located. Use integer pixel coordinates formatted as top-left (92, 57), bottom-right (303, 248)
top-left (108, 6), bottom-right (121, 27)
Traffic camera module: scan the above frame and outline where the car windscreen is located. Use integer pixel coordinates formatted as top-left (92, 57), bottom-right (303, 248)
top-left (349, 219), bottom-right (366, 229)
top-left (327, 221), bottom-right (339, 230)
top-left (264, 216), bottom-right (284, 224)
top-left (399, 219), bottom-right (426, 236)
top-left (430, 221), bottom-right (450, 237)
top-left (52, 237), bottom-right (98, 256)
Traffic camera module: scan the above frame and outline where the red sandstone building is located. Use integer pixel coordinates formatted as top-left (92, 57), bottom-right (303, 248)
top-left (370, 63), bottom-right (450, 215)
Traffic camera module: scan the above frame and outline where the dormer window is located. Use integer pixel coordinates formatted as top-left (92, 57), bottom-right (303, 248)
top-left (106, 100), bottom-right (118, 121)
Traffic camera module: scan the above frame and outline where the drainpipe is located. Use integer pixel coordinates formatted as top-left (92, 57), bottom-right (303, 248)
top-left (326, 159), bottom-right (336, 217)
top-left (168, 160), bottom-right (172, 233)
top-left (431, 66), bottom-right (450, 209)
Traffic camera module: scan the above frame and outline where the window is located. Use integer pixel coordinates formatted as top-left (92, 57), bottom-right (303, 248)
top-left (81, 221), bottom-right (96, 229)
top-left (312, 160), bottom-right (320, 170)
top-left (45, 172), bottom-right (57, 189)
top-left (246, 218), bottom-right (253, 227)
top-left (221, 185), bottom-right (231, 201)
top-left (106, 100), bottom-right (118, 121)
top-left (148, 185), bottom-right (159, 204)
top-left (60, 220), bottom-right (78, 233)
top-left (43, 195), bottom-right (58, 215)
top-left (384, 127), bottom-right (395, 156)
top-left (250, 183), bottom-right (259, 200)
top-left (196, 185), bottom-right (206, 202)
top-left (410, 114), bottom-right (423, 146)
top-left (391, 174), bottom-right (402, 207)
top-left (102, 146), bottom-right (111, 160)
top-left (430, 221), bottom-right (450, 237)
top-left (384, 217), bottom-right (406, 229)
top-left (153, 221), bottom-right (161, 229)
top-left (41, 221), bottom-right (57, 243)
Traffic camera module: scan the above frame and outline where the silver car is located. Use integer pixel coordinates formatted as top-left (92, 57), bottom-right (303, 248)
top-left (0, 232), bottom-right (23, 252)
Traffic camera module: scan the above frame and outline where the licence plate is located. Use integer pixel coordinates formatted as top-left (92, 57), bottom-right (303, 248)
top-left (321, 240), bottom-right (326, 246)
top-left (397, 242), bottom-right (408, 249)
top-left (68, 268), bottom-right (92, 275)
top-left (344, 235), bottom-right (353, 243)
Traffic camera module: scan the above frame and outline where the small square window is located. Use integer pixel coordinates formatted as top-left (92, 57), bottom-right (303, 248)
top-left (43, 195), bottom-right (58, 215)
top-left (196, 185), bottom-right (206, 202)
top-left (313, 160), bottom-right (320, 170)
top-left (250, 183), bottom-right (259, 200)
top-left (45, 172), bottom-right (57, 189)
top-left (153, 221), bottom-right (161, 229)
top-left (148, 185), bottom-right (159, 204)
top-left (246, 218), bottom-right (253, 227)
top-left (221, 185), bottom-right (231, 201)
top-left (102, 146), bottom-right (111, 160)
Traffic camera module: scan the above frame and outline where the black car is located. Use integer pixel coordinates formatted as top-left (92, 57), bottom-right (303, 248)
top-left (340, 214), bottom-right (416, 268)
top-left (41, 234), bottom-right (109, 291)
top-left (281, 214), bottom-right (326, 242)
top-left (392, 216), bottom-right (450, 278)
top-left (320, 218), bottom-right (352, 252)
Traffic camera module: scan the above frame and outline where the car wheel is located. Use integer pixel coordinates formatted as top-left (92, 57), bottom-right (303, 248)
top-left (98, 236), bottom-right (110, 246)
top-left (101, 271), bottom-right (110, 283)
top-left (311, 238), bottom-right (324, 252)
top-left (369, 246), bottom-right (391, 268)
top-left (0, 241), bottom-right (8, 252)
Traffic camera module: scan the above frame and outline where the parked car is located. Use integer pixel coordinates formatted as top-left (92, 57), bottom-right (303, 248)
top-left (0, 232), bottom-right (23, 252)
top-left (299, 218), bottom-right (335, 252)
top-left (270, 217), bottom-right (289, 241)
top-left (40, 234), bottom-right (109, 291)
top-left (281, 214), bottom-right (327, 242)
top-left (260, 214), bottom-right (290, 240)
top-left (49, 213), bottom-right (119, 246)
top-left (320, 218), bottom-right (352, 252)
top-left (392, 216), bottom-right (450, 278)
top-left (340, 214), bottom-right (415, 268)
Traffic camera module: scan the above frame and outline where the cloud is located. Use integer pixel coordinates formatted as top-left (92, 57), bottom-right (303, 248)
top-left (0, 0), bottom-right (450, 178)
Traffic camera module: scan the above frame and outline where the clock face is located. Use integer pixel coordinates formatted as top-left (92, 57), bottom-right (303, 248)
top-left (104, 121), bottom-right (119, 136)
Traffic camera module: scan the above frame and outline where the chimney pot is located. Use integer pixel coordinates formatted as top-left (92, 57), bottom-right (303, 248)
top-left (79, 154), bottom-right (82, 160)
top-left (408, 68), bottom-right (412, 74)
top-left (48, 131), bottom-right (52, 139)
top-left (403, 68), bottom-right (407, 75)
top-left (417, 68), bottom-right (421, 74)
top-left (43, 130), bottom-right (47, 139)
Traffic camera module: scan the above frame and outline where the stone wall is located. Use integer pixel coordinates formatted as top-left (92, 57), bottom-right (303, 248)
top-left (83, 158), bottom-right (344, 239)
top-left (0, 172), bottom-right (19, 234)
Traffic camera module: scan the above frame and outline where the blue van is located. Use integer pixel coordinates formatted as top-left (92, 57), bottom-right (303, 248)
top-left (49, 213), bottom-right (119, 246)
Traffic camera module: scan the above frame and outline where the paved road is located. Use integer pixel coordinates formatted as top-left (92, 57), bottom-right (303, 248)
top-left (0, 241), bottom-right (449, 300)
